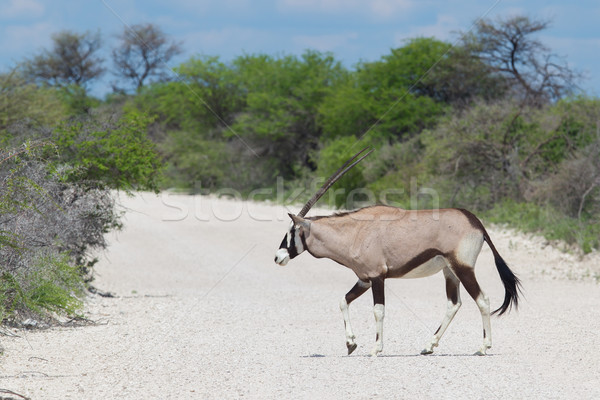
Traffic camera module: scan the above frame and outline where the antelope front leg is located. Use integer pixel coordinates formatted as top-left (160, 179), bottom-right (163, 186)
top-left (372, 304), bottom-right (385, 356)
top-left (370, 277), bottom-right (385, 357)
top-left (340, 298), bottom-right (357, 354)
top-left (340, 279), bottom-right (371, 355)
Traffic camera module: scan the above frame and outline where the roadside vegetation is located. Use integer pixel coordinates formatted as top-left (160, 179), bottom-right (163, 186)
top-left (1, 15), bottom-right (599, 323)
top-left (0, 74), bottom-right (161, 325)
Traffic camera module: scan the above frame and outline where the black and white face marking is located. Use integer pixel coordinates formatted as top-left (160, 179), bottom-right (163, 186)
top-left (274, 222), bottom-right (306, 266)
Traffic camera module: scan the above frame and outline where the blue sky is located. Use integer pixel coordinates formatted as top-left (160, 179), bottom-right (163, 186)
top-left (1, 0), bottom-right (599, 98)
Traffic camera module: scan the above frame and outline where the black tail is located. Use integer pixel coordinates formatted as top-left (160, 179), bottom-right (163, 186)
top-left (483, 230), bottom-right (522, 316)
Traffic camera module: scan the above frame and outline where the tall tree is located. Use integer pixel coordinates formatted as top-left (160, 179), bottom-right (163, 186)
top-left (231, 51), bottom-right (348, 175)
top-left (22, 30), bottom-right (104, 88)
top-left (462, 16), bottom-right (579, 105)
top-left (319, 38), bottom-right (454, 141)
top-left (112, 23), bottom-right (182, 91)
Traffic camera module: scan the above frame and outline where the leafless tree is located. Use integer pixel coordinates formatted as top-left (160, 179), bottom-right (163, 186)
top-left (462, 16), bottom-right (579, 106)
top-left (112, 23), bottom-right (183, 91)
top-left (21, 30), bottom-right (105, 88)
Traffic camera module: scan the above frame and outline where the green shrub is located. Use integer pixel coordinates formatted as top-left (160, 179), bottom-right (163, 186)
top-left (160, 131), bottom-right (229, 189)
top-left (1, 143), bottom-right (121, 324)
top-left (315, 136), bottom-right (372, 208)
top-left (52, 110), bottom-right (163, 192)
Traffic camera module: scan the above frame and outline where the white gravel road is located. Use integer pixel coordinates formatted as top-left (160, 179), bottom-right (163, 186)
top-left (1, 193), bottom-right (599, 399)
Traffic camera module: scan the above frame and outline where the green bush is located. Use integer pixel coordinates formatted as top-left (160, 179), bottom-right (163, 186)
top-left (160, 131), bottom-right (229, 189)
top-left (0, 142), bottom-right (122, 324)
top-left (315, 136), bottom-right (372, 208)
top-left (0, 71), bottom-right (67, 137)
top-left (364, 138), bottom-right (428, 207)
top-left (52, 110), bottom-right (163, 192)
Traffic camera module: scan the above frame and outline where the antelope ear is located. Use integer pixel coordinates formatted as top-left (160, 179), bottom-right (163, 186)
top-left (288, 213), bottom-right (311, 232)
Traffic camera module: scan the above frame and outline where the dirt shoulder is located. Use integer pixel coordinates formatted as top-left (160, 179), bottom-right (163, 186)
top-left (1, 193), bottom-right (599, 399)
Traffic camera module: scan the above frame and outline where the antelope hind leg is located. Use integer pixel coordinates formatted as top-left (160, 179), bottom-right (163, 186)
top-left (451, 265), bottom-right (492, 355)
top-left (422, 267), bottom-right (462, 355)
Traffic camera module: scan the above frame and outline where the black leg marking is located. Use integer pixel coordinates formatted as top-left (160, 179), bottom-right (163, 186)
top-left (452, 266), bottom-right (482, 301)
top-left (345, 280), bottom-right (370, 305)
top-left (371, 277), bottom-right (385, 306)
top-left (446, 274), bottom-right (460, 305)
top-left (371, 276), bottom-right (385, 356)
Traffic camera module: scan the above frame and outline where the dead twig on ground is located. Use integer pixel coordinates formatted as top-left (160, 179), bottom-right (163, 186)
top-left (0, 388), bottom-right (31, 400)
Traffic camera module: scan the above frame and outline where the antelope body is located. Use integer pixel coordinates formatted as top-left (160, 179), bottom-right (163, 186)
top-left (274, 148), bottom-right (521, 356)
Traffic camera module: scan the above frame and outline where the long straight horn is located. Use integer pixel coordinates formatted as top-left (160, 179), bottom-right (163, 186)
top-left (297, 147), bottom-right (373, 217)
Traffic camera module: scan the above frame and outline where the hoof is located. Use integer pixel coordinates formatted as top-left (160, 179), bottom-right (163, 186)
top-left (420, 348), bottom-right (433, 355)
top-left (347, 343), bottom-right (357, 355)
top-left (370, 347), bottom-right (382, 357)
top-left (473, 350), bottom-right (486, 356)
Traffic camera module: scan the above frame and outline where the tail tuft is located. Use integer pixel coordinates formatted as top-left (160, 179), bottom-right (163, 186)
top-left (483, 231), bottom-right (522, 316)
top-left (491, 253), bottom-right (522, 316)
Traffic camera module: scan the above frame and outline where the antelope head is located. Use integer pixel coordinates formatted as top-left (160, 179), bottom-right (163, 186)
top-left (274, 147), bottom-right (373, 266)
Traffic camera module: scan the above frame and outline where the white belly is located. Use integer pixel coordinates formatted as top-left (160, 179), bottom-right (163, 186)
top-left (401, 255), bottom-right (446, 279)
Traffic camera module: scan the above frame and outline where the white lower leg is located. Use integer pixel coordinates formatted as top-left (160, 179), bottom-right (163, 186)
top-left (371, 304), bottom-right (385, 357)
top-left (475, 294), bottom-right (492, 355)
top-left (422, 300), bottom-right (461, 354)
top-left (339, 298), bottom-right (356, 352)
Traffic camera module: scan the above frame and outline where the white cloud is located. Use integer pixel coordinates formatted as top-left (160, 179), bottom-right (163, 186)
top-left (292, 32), bottom-right (358, 53)
top-left (279, 0), bottom-right (351, 12)
top-left (158, 0), bottom-right (251, 15)
top-left (278, 0), bottom-right (414, 19)
top-left (394, 14), bottom-right (460, 45)
top-left (182, 27), bottom-right (272, 56)
top-left (0, 0), bottom-right (44, 19)
top-left (370, 0), bottom-right (413, 19)
top-left (1, 22), bottom-right (54, 54)
top-left (499, 7), bottom-right (529, 19)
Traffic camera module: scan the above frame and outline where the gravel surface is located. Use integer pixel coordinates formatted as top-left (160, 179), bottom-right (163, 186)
top-left (1, 193), bottom-right (599, 399)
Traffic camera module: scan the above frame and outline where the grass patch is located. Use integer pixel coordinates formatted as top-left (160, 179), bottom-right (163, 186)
top-left (0, 253), bottom-right (84, 322)
top-left (484, 200), bottom-right (600, 254)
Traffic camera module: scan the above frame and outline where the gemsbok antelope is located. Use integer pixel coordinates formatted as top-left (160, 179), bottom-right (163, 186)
top-left (274, 147), bottom-right (521, 356)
